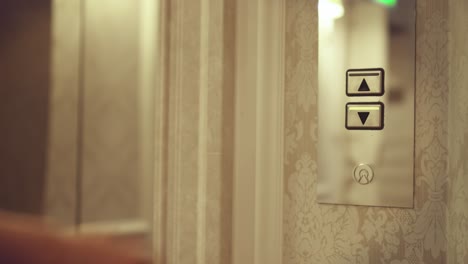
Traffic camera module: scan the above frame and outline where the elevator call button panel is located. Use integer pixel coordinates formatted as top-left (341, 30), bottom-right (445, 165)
top-left (318, 1), bottom-right (415, 208)
top-left (345, 68), bottom-right (384, 130)
top-left (319, 67), bottom-right (414, 208)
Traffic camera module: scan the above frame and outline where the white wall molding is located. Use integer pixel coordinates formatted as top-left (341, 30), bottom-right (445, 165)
top-left (154, 0), bottom-right (285, 262)
top-left (232, 0), bottom-right (258, 263)
top-left (232, 1), bottom-right (285, 264)
top-left (255, 1), bottom-right (285, 263)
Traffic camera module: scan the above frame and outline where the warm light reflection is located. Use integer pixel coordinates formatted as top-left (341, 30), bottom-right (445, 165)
top-left (318, 0), bottom-right (345, 21)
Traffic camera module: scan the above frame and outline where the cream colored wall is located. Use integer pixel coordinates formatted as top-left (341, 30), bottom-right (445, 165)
top-left (79, 0), bottom-right (142, 223)
top-left (46, 0), bottom-right (80, 225)
top-left (46, 0), bottom-right (155, 225)
top-left (283, 0), bottom-right (450, 263)
top-left (448, 0), bottom-right (468, 263)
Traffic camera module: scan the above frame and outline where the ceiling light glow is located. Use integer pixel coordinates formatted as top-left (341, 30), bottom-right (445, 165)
top-left (318, 0), bottom-right (345, 21)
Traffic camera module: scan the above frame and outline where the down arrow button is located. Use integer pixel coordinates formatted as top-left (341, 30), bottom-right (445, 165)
top-left (346, 102), bottom-right (384, 130)
top-left (358, 112), bottom-right (370, 125)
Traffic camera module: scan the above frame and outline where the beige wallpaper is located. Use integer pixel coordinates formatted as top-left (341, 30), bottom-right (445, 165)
top-left (283, 0), bottom-right (451, 263)
top-left (448, 0), bottom-right (468, 263)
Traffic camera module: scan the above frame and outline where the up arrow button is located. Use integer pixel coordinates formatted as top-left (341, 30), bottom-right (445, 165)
top-left (358, 79), bottom-right (371, 92)
top-left (346, 68), bottom-right (384, 96)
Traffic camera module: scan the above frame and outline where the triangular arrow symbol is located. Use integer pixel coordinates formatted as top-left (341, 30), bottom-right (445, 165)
top-left (358, 79), bottom-right (371, 91)
top-left (358, 112), bottom-right (370, 125)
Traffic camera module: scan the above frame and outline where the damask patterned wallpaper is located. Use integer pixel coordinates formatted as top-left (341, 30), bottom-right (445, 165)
top-left (448, 0), bottom-right (468, 263)
top-left (283, 0), bottom-right (453, 263)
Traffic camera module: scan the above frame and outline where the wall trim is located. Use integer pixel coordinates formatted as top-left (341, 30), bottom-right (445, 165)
top-left (153, 0), bottom-right (167, 262)
top-left (154, 0), bottom-right (286, 262)
top-left (232, 0), bottom-right (285, 263)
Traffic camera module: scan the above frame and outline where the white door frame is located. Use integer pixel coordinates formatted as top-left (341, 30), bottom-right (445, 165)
top-left (232, 1), bottom-right (285, 264)
top-left (153, 0), bottom-right (286, 263)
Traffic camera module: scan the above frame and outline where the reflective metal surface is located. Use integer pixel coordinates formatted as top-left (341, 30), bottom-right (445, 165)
top-left (317, 0), bottom-right (415, 207)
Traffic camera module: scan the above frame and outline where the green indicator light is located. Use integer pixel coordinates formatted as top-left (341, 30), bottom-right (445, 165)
top-left (375, 0), bottom-right (397, 7)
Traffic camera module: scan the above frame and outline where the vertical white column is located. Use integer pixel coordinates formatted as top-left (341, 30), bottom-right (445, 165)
top-left (232, 1), bottom-right (285, 263)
